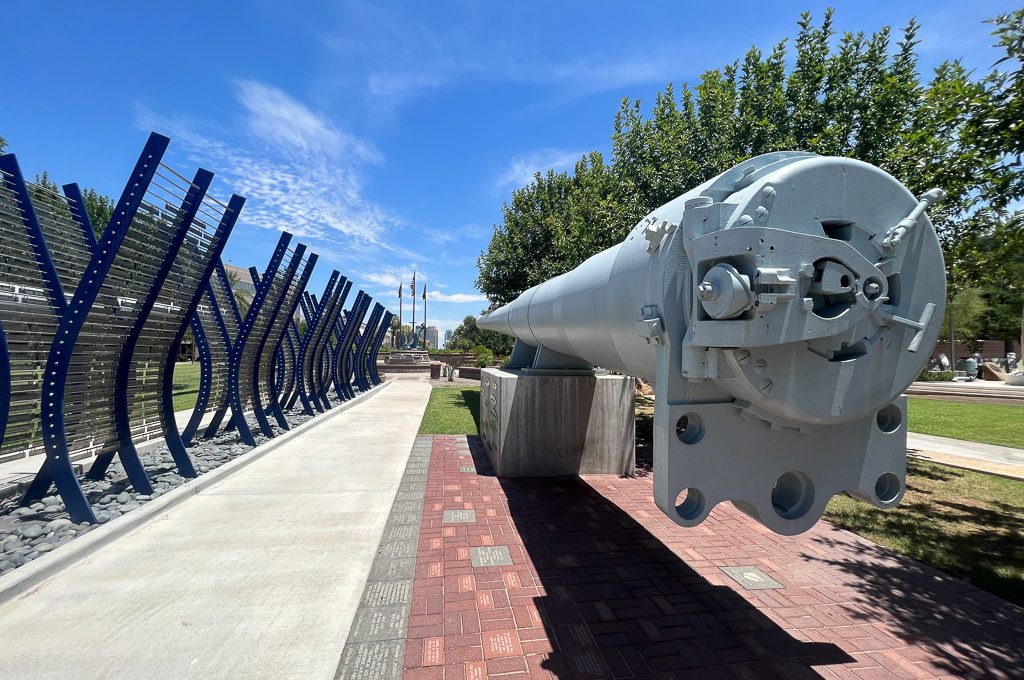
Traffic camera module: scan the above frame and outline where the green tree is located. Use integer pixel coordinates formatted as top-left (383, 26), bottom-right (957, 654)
top-left (476, 8), bottom-right (1024, 329)
top-left (224, 268), bottom-right (253, 319)
top-left (82, 187), bottom-right (114, 236)
top-left (449, 314), bottom-right (514, 356)
top-left (939, 288), bottom-right (988, 351)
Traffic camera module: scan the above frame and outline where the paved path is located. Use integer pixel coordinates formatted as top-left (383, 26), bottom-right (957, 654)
top-left (0, 381), bottom-right (432, 680)
top-left (384, 436), bottom-right (1023, 679)
top-left (908, 432), bottom-right (1024, 479)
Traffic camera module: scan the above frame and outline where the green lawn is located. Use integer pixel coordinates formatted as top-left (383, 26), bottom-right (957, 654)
top-left (908, 397), bottom-right (1024, 449)
top-left (171, 362), bottom-right (202, 412)
top-left (824, 458), bottom-right (1024, 606)
top-left (418, 387), bottom-right (480, 435)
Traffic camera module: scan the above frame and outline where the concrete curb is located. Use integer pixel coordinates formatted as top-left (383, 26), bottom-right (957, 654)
top-left (0, 382), bottom-right (392, 607)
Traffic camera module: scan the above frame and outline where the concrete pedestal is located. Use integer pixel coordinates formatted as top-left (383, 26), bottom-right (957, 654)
top-left (479, 368), bottom-right (635, 476)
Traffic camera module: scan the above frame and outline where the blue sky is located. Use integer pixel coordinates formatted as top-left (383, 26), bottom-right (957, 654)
top-left (1, 1), bottom-right (1017, 337)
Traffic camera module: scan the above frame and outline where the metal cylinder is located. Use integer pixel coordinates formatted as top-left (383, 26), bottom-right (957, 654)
top-left (479, 152), bottom-right (946, 534)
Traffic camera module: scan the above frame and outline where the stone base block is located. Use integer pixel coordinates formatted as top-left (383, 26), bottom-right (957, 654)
top-left (479, 368), bottom-right (635, 476)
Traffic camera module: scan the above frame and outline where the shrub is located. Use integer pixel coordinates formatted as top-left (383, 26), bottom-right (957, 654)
top-left (917, 369), bottom-right (954, 382)
top-left (473, 346), bottom-right (494, 367)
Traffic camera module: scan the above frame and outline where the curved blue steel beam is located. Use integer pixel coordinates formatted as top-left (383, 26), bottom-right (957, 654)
top-left (155, 193), bottom-right (244, 472)
top-left (369, 311), bottom-right (394, 385)
top-left (283, 322), bottom-right (304, 410)
top-left (91, 169), bottom-right (215, 489)
top-left (183, 313), bottom-right (213, 445)
top-left (0, 155), bottom-right (67, 314)
top-left (0, 326), bottom-right (9, 448)
top-left (334, 292), bottom-right (370, 401)
top-left (196, 260), bottom-right (243, 440)
top-left (61, 183), bottom-right (98, 251)
top-left (28, 133), bottom-right (170, 523)
top-left (227, 233), bottom-right (291, 446)
top-left (260, 251), bottom-right (317, 431)
top-left (353, 303), bottom-right (384, 392)
top-left (245, 245), bottom-right (305, 440)
top-left (313, 279), bottom-right (350, 407)
top-left (306, 279), bottom-right (344, 411)
top-left (248, 246), bottom-right (304, 436)
top-left (297, 272), bottom-right (339, 414)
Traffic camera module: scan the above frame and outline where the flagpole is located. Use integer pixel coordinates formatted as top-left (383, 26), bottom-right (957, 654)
top-left (423, 283), bottom-right (428, 349)
top-left (411, 268), bottom-right (417, 349)
top-left (397, 281), bottom-right (403, 348)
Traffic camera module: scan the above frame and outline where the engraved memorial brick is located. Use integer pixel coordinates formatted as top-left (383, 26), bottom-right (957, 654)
top-left (720, 566), bottom-right (782, 590)
top-left (361, 580), bottom-right (413, 607)
top-left (470, 545), bottom-right (513, 567)
top-left (442, 509), bottom-right (476, 523)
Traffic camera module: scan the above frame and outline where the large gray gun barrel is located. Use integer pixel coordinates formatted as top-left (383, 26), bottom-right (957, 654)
top-left (479, 152), bottom-right (945, 535)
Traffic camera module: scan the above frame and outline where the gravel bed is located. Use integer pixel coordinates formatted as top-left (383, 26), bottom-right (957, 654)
top-left (428, 376), bottom-right (480, 388)
top-left (0, 402), bottom-right (333, 577)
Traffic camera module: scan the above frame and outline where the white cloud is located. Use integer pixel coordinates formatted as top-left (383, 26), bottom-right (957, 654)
top-left (495, 148), bottom-right (584, 189)
top-left (427, 291), bottom-right (487, 303)
top-left (135, 82), bottom-right (402, 255)
top-left (235, 80), bottom-right (380, 163)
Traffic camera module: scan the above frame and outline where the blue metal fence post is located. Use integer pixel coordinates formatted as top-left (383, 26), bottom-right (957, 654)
top-left (227, 233), bottom-right (291, 446)
top-left (312, 278), bottom-right (350, 407)
top-left (354, 303), bottom-right (384, 392)
top-left (0, 155), bottom-right (67, 315)
top-left (370, 311), bottom-right (394, 385)
top-left (26, 133), bottom-right (171, 523)
top-left (183, 313), bottom-right (213, 445)
top-left (263, 252), bottom-right (316, 430)
top-left (61, 183), bottom-right (99, 251)
top-left (157, 193), bottom-right (244, 472)
top-left (90, 168), bottom-right (215, 489)
top-left (297, 272), bottom-right (339, 414)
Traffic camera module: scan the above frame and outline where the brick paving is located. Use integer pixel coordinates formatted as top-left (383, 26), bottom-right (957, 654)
top-left (401, 435), bottom-right (1024, 679)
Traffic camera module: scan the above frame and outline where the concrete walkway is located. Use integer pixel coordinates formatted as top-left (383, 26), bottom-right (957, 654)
top-left (908, 432), bottom-right (1024, 479)
top-left (0, 381), bottom-right (432, 680)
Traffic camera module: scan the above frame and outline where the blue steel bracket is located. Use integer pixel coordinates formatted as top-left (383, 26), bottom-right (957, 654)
top-left (227, 233), bottom-right (291, 446)
top-left (297, 272), bottom-right (340, 414)
top-left (312, 277), bottom-right (350, 409)
top-left (94, 168), bottom-right (216, 488)
top-left (195, 259), bottom-right (244, 440)
top-left (27, 132), bottom-right (171, 523)
top-left (354, 303), bottom-right (385, 392)
top-left (157, 193), bottom-right (244, 473)
top-left (370, 311), bottom-right (394, 385)
top-left (283, 323), bottom-right (304, 410)
top-left (61, 183), bottom-right (99, 251)
top-left (334, 292), bottom-right (370, 401)
top-left (184, 312), bottom-right (214, 446)
top-left (261, 251), bottom-right (317, 431)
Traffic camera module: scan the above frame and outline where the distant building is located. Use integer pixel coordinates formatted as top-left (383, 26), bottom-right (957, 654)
top-left (444, 328), bottom-right (453, 348)
top-left (222, 263), bottom-right (256, 295)
top-left (426, 326), bottom-right (439, 349)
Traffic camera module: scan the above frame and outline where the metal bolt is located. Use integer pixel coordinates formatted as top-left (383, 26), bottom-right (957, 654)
top-left (696, 282), bottom-right (715, 300)
top-left (864, 282), bottom-right (881, 296)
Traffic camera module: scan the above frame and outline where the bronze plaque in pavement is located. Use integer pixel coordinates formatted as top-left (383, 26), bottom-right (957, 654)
top-left (720, 565), bottom-right (782, 590)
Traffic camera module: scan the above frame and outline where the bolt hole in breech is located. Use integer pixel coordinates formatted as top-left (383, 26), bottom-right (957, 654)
top-left (876, 403), bottom-right (902, 433)
top-left (675, 487), bottom-right (705, 521)
top-left (874, 472), bottom-right (902, 503)
top-left (675, 413), bottom-right (704, 444)
top-left (771, 470), bottom-right (815, 520)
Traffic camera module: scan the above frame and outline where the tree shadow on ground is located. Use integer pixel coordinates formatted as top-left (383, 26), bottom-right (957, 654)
top-left (806, 533), bottom-right (1024, 678)
top-left (824, 459), bottom-right (1024, 608)
top-left (466, 436), bottom-right (850, 677)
